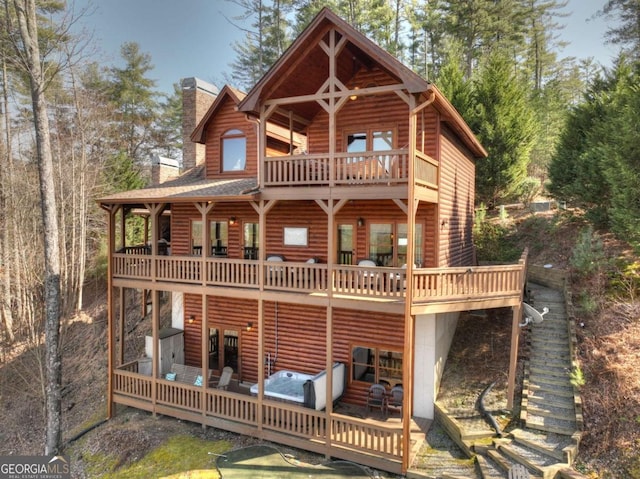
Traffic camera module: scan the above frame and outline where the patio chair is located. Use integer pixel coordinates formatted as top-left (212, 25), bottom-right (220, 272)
top-left (214, 366), bottom-right (233, 390)
top-left (366, 384), bottom-right (388, 416)
top-left (387, 386), bottom-right (403, 417)
top-left (357, 259), bottom-right (379, 290)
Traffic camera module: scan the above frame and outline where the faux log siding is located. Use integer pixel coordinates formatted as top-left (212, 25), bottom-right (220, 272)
top-left (335, 200), bottom-right (426, 265)
top-left (306, 70), bottom-right (411, 154)
top-left (265, 201), bottom-right (328, 261)
top-left (415, 108), bottom-right (439, 159)
top-left (263, 302), bottom-right (327, 376)
top-left (416, 202), bottom-right (438, 268)
top-left (204, 95), bottom-right (258, 179)
top-left (207, 296), bottom-right (259, 382)
top-left (438, 126), bottom-right (476, 267)
top-left (183, 293), bottom-right (203, 367)
top-left (332, 308), bottom-right (405, 406)
top-left (171, 203), bottom-right (259, 257)
top-left (183, 294), bottom-right (260, 379)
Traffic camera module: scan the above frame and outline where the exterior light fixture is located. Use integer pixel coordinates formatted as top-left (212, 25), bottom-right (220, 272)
top-left (246, 322), bottom-right (253, 332)
top-left (188, 315), bottom-right (195, 324)
top-left (357, 217), bottom-right (365, 227)
top-left (229, 217), bottom-right (237, 226)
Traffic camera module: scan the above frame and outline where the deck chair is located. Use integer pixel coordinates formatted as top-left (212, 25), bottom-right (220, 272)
top-left (387, 386), bottom-right (403, 417)
top-left (214, 366), bottom-right (233, 390)
top-left (366, 384), bottom-right (388, 416)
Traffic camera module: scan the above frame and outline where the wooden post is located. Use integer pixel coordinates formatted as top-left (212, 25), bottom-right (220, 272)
top-left (118, 287), bottom-right (125, 365)
top-left (507, 303), bottom-right (522, 409)
top-left (105, 204), bottom-right (119, 419)
top-left (201, 293), bottom-right (208, 427)
top-left (151, 289), bottom-right (159, 415)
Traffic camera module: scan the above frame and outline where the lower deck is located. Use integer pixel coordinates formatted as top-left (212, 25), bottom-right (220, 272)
top-left (112, 362), bottom-right (430, 474)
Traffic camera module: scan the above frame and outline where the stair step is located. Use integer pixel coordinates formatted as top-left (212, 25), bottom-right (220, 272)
top-left (527, 383), bottom-right (574, 397)
top-left (527, 403), bottom-right (576, 421)
top-left (531, 341), bottom-right (569, 353)
top-left (526, 393), bottom-right (575, 411)
top-left (476, 453), bottom-right (507, 479)
top-left (529, 365), bottom-right (571, 379)
top-left (525, 414), bottom-right (577, 436)
top-left (511, 428), bottom-right (574, 462)
top-left (529, 356), bottom-right (572, 369)
top-left (530, 333), bottom-right (569, 344)
top-left (498, 441), bottom-right (564, 473)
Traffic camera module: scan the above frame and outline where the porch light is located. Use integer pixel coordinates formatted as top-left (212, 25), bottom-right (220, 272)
top-left (229, 217), bottom-right (237, 226)
top-left (349, 85), bottom-right (359, 101)
top-left (357, 217), bottom-right (365, 227)
top-left (246, 322), bottom-right (253, 331)
top-left (188, 315), bottom-right (195, 324)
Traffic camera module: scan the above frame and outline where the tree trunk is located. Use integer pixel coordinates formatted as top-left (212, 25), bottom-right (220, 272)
top-left (12, 0), bottom-right (62, 455)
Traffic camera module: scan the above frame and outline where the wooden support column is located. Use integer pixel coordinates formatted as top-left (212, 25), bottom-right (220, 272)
top-left (104, 203), bottom-right (119, 419)
top-left (118, 287), bottom-right (125, 365)
top-left (151, 289), bottom-right (159, 415)
top-left (201, 292), bottom-right (208, 427)
top-left (401, 95), bottom-right (419, 473)
top-left (507, 303), bottom-right (522, 409)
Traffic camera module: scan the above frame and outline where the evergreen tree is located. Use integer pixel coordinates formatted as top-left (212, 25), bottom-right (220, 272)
top-left (107, 42), bottom-right (159, 164)
top-left (602, 0), bottom-right (640, 60)
top-left (469, 52), bottom-right (538, 206)
top-left (154, 83), bottom-right (183, 160)
top-left (229, 0), bottom-right (294, 90)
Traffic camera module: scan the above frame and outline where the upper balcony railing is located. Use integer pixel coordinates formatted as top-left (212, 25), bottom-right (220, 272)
top-left (112, 253), bottom-right (527, 305)
top-left (263, 149), bottom-right (437, 188)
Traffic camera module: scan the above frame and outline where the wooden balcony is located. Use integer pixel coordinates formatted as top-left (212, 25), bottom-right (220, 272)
top-left (263, 149), bottom-right (438, 187)
top-left (112, 253), bottom-right (526, 309)
top-left (112, 364), bottom-right (405, 473)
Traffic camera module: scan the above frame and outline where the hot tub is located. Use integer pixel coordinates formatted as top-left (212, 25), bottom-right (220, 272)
top-left (250, 362), bottom-right (345, 410)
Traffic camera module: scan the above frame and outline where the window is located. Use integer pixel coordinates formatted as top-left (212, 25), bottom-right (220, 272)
top-left (367, 222), bottom-right (423, 266)
top-left (346, 128), bottom-right (394, 153)
top-left (191, 220), bottom-right (229, 255)
top-left (222, 129), bottom-right (246, 171)
top-left (352, 346), bottom-right (402, 385)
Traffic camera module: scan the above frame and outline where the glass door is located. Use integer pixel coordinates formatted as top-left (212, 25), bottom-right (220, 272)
top-left (209, 327), bottom-right (239, 375)
top-left (337, 223), bottom-right (354, 264)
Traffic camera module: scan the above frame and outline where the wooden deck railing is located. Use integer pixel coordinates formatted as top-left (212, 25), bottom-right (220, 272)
top-left (264, 149), bottom-right (410, 186)
top-left (412, 263), bottom-right (526, 302)
top-left (331, 414), bottom-right (403, 460)
top-left (333, 265), bottom-right (405, 297)
top-left (113, 253), bottom-right (527, 305)
top-left (112, 367), bottom-right (403, 464)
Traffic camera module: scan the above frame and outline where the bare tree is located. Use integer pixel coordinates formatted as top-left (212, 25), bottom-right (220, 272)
top-left (7, 0), bottom-right (62, 455)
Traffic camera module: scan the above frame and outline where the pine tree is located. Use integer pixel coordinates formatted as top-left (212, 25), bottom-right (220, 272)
top-left (470, 52), bottom-right (538, 206)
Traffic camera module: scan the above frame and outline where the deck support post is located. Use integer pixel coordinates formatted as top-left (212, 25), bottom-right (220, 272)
top-left (118, 287), bottom-right (125, 365)
top-left (104, 203), bottom-right (120, 420)
top-left (507, 303), bottom-right (522, 409)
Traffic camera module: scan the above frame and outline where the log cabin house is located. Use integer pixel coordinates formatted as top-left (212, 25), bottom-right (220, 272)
top-left (98, 8), bottom-right (527, 474)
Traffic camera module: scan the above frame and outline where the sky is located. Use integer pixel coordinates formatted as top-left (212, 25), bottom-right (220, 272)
top-left (72, 0), bottom-right (619, 96)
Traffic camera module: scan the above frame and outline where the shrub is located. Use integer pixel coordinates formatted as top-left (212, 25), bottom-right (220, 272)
top-left (570, 226), bottom-right (605, 278)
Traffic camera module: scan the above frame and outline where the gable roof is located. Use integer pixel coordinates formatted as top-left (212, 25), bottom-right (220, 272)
top-left (237, 7), bottom-right (486, 158)
top-left (191, 85), bottom-right (247, 144)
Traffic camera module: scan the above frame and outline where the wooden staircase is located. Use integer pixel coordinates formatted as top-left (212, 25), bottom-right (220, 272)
top-left (408, 282), bottom-right (586, 479)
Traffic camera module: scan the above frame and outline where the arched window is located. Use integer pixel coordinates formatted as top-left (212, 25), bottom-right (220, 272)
top-left (221, 129), bottom-right (246, 171)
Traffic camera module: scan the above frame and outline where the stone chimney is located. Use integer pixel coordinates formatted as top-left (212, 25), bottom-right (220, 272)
top-left (181, 77), bottom-right (218, 171)
top-left (151, 154), bottom-right (180, 184)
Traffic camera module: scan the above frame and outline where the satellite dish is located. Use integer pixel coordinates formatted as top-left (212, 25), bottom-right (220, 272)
top-left (520, 302), bottom-right (549, 327)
